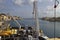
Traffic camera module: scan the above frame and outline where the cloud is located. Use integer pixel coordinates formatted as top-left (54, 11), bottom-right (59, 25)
top-left (0, 0), bottom-right (5, 3)
top-left (12, 0), bottom-right (42, 6)
top-left (39, 5), bottom-right (54, 17)
top-left (0, 0), bottom-right (3, 3)
top-left (12, 0), bottom-right (31, 6)
top-left (43, 0), bottom-right (53, 2)
top-left (0, 0), bottom-right (59, 18)
top-left (30, 0), bottom-right (34, 2)
top-left (12, 0), bottom-right (23, 5)
top-left (50, 0), bottom-right (53, 2)
top-left (30, 0), bottom-right (42, 2)
top-left (56, 4), bottom-right (60, 17)
top-left (42, 3), bottom-right (60, 17)
top-left (56, 4), bottom-right (60, 12)
top-left (47, 5), bottom-right (54, 11)
top-left (46, 5), bottom-right (55, 17)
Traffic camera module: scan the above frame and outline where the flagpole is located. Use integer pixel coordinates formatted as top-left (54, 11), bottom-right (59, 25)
top-left (54, 0), bottom-right (56, 39)
top-left (54, 0), bottom-right (59, 39)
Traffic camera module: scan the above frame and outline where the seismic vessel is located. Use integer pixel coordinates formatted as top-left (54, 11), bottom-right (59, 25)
top-left (0, 0), bottom-right (48, 40)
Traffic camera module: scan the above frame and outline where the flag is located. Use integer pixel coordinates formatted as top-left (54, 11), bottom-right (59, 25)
top-left (54, 0), bottom-right (59, 8)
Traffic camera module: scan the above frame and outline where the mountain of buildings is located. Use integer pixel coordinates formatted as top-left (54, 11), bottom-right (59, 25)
top-left (0, 13), bottom-right (22, 21)
top-left (40, 17), bottom-right (60, 22)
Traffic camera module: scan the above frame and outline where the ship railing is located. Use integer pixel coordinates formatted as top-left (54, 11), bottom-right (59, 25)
top-left (1, 36), bottom-right (39, 40)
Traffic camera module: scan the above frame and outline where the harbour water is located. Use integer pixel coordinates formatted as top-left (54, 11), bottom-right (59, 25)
top-left (9, 18), bottom-right (60, 38)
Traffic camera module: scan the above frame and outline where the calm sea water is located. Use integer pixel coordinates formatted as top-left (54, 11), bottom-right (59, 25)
top-left (9, 18), bottom-right (60, 38)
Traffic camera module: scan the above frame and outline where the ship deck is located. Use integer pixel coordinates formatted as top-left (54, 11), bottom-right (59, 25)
top-left (47, 38), bottom-right (60, 40)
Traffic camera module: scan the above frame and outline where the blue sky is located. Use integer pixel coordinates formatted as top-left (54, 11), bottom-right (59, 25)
top-left (0, 0), bottom-right (60, 18)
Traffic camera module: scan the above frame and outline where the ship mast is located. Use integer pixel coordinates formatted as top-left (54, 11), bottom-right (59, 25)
top-left (33, 0), bottom-right (40, 37)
